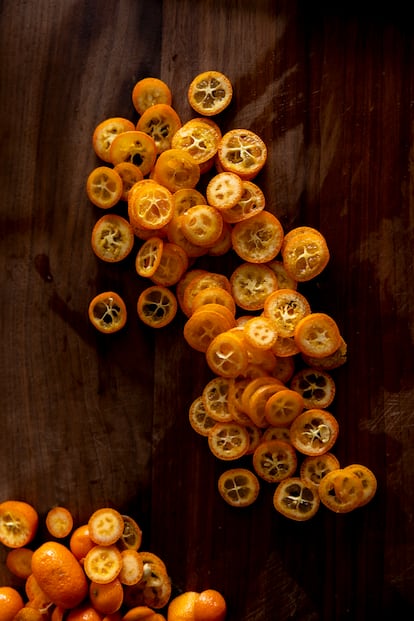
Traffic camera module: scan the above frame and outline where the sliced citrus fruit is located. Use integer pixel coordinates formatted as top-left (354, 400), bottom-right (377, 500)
top-left (273, 477), bottom-right (320, 521)
top-left (187, 70), bottom-right (233, 116)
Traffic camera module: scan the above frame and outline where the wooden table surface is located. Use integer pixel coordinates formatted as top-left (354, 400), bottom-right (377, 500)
top-left (1, 1), bottom-right (414, 619)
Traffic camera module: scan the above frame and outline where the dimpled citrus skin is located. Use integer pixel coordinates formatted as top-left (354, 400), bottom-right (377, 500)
top-left (167, 591), bottom-right (199, 621)
top-left (31, 541), bottom-right (88, 609)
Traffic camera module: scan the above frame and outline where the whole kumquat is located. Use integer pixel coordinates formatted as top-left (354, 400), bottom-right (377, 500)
top-left (31, 541), bottom-right (88, 609)
top-left (0, 586), bottom-right (24, 621)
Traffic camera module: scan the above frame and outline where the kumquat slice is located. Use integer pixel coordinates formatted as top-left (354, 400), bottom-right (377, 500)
top-left (300, 453), bottom-right (341, 488)
top-left (119, 549), bottom-right (145, 586)
top-left (281, 227), bottom-right (330, 282)
top-left (230, 262), bottom-right (279, 311)
top-left (318, 468), bottom-right (364, 513)
top-left (294, 312), bottom-right (342, 359)
top-left (150, 242), bottom-right (188, 287)
top-left (243, 316), bottom-right (279, 350)
top-left (187, 70), bottom-right (233, 116)
top-left (92, 116), bottom-right (136, 163)
top-left (84, 545), bottom-right (123, 584)
top-left (221, 180), bottom-right (266, 224)
top-left (171, 117), bottom-right (222, 164)
top-left (217, 468), bottom-right (260, 507)
top-left (88, 292), bottom-right (127, 334)
top-left (123, 563), bottom-right (171, 609)
top-left (118, 514), bottom-right (143, 551)
top-left (128, 180), bottom-right (174, 230)
top-left (86, 166), bottom-right (123, 209)
top-left (136, 103), bottom-right (182, 154)
top-left (264, 388), bottom-right (304, 427)
top-left (252, 440), bottom-right (297, 483)
top-left (273, 477), bottom-right (320, 521)
top-left (181, 204), bottom-right (224, 247)
top-left (135, 236), bottom-right (164, 278)
top-left (217, 128), bottom-right (267, 180)
top-left (153, 148), bottom-right (200, 193)
top-left (231, 211), bottom-right (284, 263)
top-left (289, 409), bottom-right (339, 456)
top-left (137, 285), bottom-right (177, 328)
top-left (290, 367), bottom-right (336, 409)
top-left (301, 336), bottom-right (348, 371)
top-left (206, 331), bottom-right (249, 378)
top-left (91, 214), bottom-right (135, 263)
top-left (342, 464), bottom-right (377, 507)
top-left (202, 376), bottom-right (233, 423)
top-left (182, 271), bottom-right (231, 316)
top-left (208, 422), bottom-right (250, 460)
top-left (132, 77), bottom-right (172, 115)
top-left (191, 286), bottom-right (236, 316)
top-left (188, 395), bottom-right (217, 436)
top-left (206, 171), bottom-right (244, 210)
top-left (263, 288), bottom-right (311, 338)
top-left (88, 508), bottom-right (124, 546)
top-left (183, 305), bottom-right (236, 353)
top-left (172, 187), bottom-right (207, 217)
top-left (110, 130), bottom-right (157, 176)
top-left (45, 506), bottom-right (74, 539)
top-left (114, 161), bottom-right (144, 201)
top-left (6, 547), bottom-right (33, 579)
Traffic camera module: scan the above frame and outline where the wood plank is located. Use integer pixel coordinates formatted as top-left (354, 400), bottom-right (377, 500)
top-left (0, 1), bottom-right (413, 619)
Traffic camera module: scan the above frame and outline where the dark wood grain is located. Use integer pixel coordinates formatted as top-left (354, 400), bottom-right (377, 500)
top-left (1, 1), bottom-right (414, 619)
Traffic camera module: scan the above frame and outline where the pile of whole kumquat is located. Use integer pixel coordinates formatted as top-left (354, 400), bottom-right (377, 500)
top-left (86, 71), bottom-right (377, 520)
top-left (0, 501), bottom-right (227, 620)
